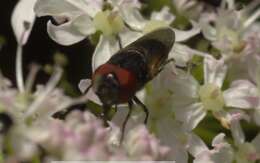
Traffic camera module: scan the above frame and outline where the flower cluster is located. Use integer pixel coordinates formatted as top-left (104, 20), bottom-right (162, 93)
top-left (0, 73), bottom-right (169, 162)
top-left (5, 0), bottom-right (260, 162)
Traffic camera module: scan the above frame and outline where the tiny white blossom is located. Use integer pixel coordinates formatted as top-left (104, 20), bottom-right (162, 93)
top-left (190, 133), bottom-right (234, 163)
top-left (172, 57), bottom-right (259, 130)
top-left (200, 0), bottom-right (260, 61)
top-left (228, 115), bottom-right (260, 162)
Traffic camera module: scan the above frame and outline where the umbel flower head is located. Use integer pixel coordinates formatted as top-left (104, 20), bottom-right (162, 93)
top-left (0, 63), bottom-right (170, 162)
top-left (200, 0), bottom-right (260, 61)
top-left (7, 0), bottom-right (260, 162)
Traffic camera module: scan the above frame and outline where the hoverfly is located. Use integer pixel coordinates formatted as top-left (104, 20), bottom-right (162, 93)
top-left (84, 27), bottom-right (175, 140)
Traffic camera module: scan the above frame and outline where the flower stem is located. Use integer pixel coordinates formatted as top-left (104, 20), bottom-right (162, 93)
top-left (16, 44), bottom-right (25, 92)
top-left (244, 9), bottom-right (260, 29)
top-left (24, 66), bottom-right (62, 118)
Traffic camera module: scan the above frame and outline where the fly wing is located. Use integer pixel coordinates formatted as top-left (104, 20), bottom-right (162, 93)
top-left (107, 27), bottom-right (175, 86)
top-left (123, 27), bottom-right (175, 77)
top-left (125, 27), bottom-right (175, 54)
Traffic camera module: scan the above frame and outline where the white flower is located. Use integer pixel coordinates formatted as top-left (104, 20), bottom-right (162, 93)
top-left (200, 0), bottom-right (260, 60)
top-left (172, 57), bottom-right (259, 130)
top-left (189, 133), bottom-right (234, 163)
top-left (229, 115), bottom-right (260, 162)
top-left (33, 0), bottom-right (146, 47)
top-left (34, 0), bottom-right (103, 45)
top-left (29, 111), bottom-right (169, 161)
top-left (124, 125), bottom-right (170, 160)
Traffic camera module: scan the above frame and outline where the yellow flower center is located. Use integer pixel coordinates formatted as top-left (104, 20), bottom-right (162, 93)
top-left (198, 83), bottom-right (225, 111)
top-left (93, 10), bottom-right (124, 36)
top-left (218, 27), bottom-right (245, 54)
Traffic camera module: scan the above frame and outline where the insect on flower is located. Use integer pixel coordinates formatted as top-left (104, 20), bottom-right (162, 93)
top-left (84, 27), bottom-right (175, 140)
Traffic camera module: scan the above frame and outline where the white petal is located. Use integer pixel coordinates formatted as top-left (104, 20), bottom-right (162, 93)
top-left (223, 80), bottom-right (260, 109)
top-left (47, 20), bottom-right (86, 45)
top-left (107, 121), bottom-right (121, 146)
top-left (11, 0), bottom-right (37, 45)
top-left (118, 28), bottom-right (141, 47)
top-left (34, 0), bottom-right (78, 17)
top-left (171, 72), bottom-right (199, 102)
top-left (188, 133), bottom-right (208, 157)
top-left (194, 133), bottom-right (233, 163)
top-left (194, 145), bottom-right (234, 163)
top-left (120, 7), bottom-right (147, 31)
top-left (35, 0), bottom-right (96, 45)
top-left (201, 23), bottom-right (217, 41)
top-left (65, 0), bottom-right (103, 17)
top-left (194, 153), bottom-right (213, 163)
top-left (92, 36), bottom-right (120, 71)
top-left (114, 0), bottom-right (145, 31)
top-left (229, 109), bottom-right (250, 122)
top-left (230, 119), bottom-right (245, 145)
top-left (175, 102), bottom-right (206, 131)
top-left (109, 0), bottom-right (141, 8)
top-left (173, 21), bottom-right (200, 42)
top-left (71, 14), bottom-right (96, 35)
top-left (155, 118), bottom-right (189, 163)
top-left (78, 79), bottom-right (101, 104)
top-left (151, 6), bottom-right (175, 25)
top-left (111, 106), bottom-right (143, 137)
top-left (212, 133), bottom-right (226, 147)
top-left (170, 71), bottom-right (199, 102)
top-left (78, 79), bottom-right (91, 93)
top-left (247, 55), bottom-right (260, 85)
top-left (170, 43), bottom-right (212, 67)
top-left (199, 13), bottom-right (217, 41)
top-left (170, 43), bottom-right (193, 67)
top-left (135, 90), bottom-right (146, 104)
top-left (87, 89), bottom-right (101, 105)
top-left (253, 108), bottom-right (260, 126)
top-left (35, 0), bottom-right (102, 18)
top-left (225, 0), bottom-right (235, 9)
top-left (252, 133), bottom-right (260, 153)
top-left (204, 57), bottom-right (227, 88)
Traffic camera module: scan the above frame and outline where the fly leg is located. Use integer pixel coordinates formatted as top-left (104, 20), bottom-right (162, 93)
top-left (133, 96), bottom-right (149, 124)
top-left (161, 58), bottom-right (187, 71)
top-left (120, 100), bottom-right (133, 143)
top-left (116, 34), bottom-right (123, 49)
top-left (156, 58), bottom-right (196, 76)
top-left (114, 104), bottom-right (118, 114)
